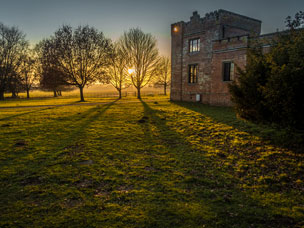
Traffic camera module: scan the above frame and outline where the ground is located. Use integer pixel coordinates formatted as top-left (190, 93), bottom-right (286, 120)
top-left (0, 96), bottom-right (303, 227)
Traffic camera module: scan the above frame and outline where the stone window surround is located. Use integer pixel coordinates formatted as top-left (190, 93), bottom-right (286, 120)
top-left (188, 64), bottom-right (199, 84)
top-left (189, 38), bottom-right (200, 53)
top-left (222, 60), bottom-right (235, 82)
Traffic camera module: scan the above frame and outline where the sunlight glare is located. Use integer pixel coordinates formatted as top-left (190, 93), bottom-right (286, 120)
top-left (128, 68), bottom-right (135, 74)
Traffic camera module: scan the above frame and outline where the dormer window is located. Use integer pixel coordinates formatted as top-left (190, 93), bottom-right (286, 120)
top-left (189, 38), bottom-right (200, 53)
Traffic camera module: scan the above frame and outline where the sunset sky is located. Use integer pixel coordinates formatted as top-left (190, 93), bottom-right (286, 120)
top-left (0, 0), bottom-right (303, 56)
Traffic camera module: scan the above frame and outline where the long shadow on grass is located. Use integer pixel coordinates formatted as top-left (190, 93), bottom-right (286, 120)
top-left (0, 106), bottom-right (62, 121)
top-left (33, 99), bottom-right (119, 164)
top-left (0, 103), bottom-right (84, 164)
top-left (138, 99), bottom-right (297, 227)
top-left (0, 100), bottom-right (119, 225)
top-left (173, 101), bottom-right (304, 153)
top-left (0, 99), bottom-right (84, 121)
top-left (1, 100), bottom-right (118, 183)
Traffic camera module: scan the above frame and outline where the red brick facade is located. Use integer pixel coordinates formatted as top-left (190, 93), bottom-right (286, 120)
top-left (170, 9), bottom-right (264, 106)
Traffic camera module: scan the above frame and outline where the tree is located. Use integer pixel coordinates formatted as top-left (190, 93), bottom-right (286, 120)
top-left (19, 51), bottom-right (37, 99)
top-left (0, 23), bottom-right (28, 100)
top-left (228, 47), bottom-right (271, 122)
top-left (42, 25), bottom-right (113, 101)
top-left (39, 66), bottom-right (70, 97)
top-left (106, 42), bottom-right (130, 99)
top-left (262, 16), bottom-right (304, 129)
top-left (120, 28), bottom-right (159, 99)
top-left (285, 11), bottom-right (304, 30)
top-left (154, 56), bottom-right (171, 95)
top-left (229, 12), bottom-right (304, 130)
top-left (36, 40), bottom-right (69, 97)
top-left (6, 69), bottom-right (23, 98)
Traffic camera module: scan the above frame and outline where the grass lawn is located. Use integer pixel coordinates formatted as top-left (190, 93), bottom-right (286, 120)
top-left (0, 96), bottom-right (303, 227)
top-left (0, 97), bottom-right (117, 107)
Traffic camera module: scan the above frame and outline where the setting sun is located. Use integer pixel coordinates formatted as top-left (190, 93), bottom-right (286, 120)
top-left (128, 68), bottom-right (135, 74)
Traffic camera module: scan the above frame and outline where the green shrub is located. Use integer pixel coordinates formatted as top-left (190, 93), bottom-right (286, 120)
top-left (263, 30), bottom-right (304, 129)
top-left (229, 12), bottom-right (304, 130)
top-left (229, 47), bottom-right (271, 123)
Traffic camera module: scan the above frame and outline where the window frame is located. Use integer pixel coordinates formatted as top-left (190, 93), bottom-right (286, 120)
top-left (222, 26), bottom-right (225, 39)
top-left (189, 38), bottom-right (200, 53)
top-left (188, 64), bottom-right (198, 84)
top-left (222, 61), bottom-right (234, 82)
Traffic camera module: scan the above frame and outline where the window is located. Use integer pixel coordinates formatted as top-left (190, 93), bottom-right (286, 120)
top-left (189, 38), bottom-right (200, 53)
top-left (188, 64), bottom-right (198, 83)
top-left (222, 26), bottom-right (225, 39)
top-left (223, 62), bottom-right (234, 81)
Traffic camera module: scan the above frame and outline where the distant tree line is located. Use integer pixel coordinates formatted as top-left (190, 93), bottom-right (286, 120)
top-left (0, 24), bottom-right (170, 101)
top-left (229, 12), bottom-right (304, 130)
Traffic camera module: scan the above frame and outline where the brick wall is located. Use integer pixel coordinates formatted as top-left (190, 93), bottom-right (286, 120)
top-left (218, 10), bottom-right (262, 38)
top-left (171, 11), bottom-right (220, 103)
top-left (170, 22), bottom-right (184, 101)
top-left (170, 10), bottom-right (264, 106)
top-left (211, 36), bottom-right (248, 106)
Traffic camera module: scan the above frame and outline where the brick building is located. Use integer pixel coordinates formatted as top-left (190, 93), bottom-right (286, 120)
top-left (170, 9), bottom-right (273, 106)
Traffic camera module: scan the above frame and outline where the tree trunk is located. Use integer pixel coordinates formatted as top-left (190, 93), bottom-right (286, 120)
top-left (53, 90), bottom-right (57, 97)
top-left (118, 89), bottom-right (122, 99)
top-left (137, 87), bottom-right (141, 99)
top-left (119, 81), bottom-right (122, 99)
top-left (79, 86), bottom-right (85, 102)
top-left (0, 90), bottom-right (4, 100)
top-left (164, 83), bottom-right (167, 95)
top-left (26, 88), bottom-right (30, 99)
top-left (11, 91), bottom-right (17, 98)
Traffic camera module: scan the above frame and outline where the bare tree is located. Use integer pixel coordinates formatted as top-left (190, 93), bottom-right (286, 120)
top-left (154, 56), bottom-right (171, 95)
top-left (19, 51), bottom-right (37, 99)
top-left (6, 70), bottom-right (23, 98)
top-left (39, 66), bottom-right (70, 97)
top-left (0, 23), bottom-right (28, 100)
top-left (36, 40), bottom-right (69, 97)
top-left (106, 42), bottom-right (131, 99)
top-left (120, 28), bottom-right (159, 99)
top-left (42, 25), bottom-right (113, 101)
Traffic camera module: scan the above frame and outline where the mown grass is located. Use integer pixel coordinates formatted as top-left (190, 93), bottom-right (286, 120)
top-left (0, 96), bottom-right (303, 227)
top-left (175, 102), bottom-right (304, 152)
top-left (0, 97), bottom-right (116, 107)
top-left (0, 94), bottom-right (168, 108)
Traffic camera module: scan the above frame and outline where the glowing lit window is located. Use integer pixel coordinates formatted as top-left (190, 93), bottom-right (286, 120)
top-left (189, 38), bottom-right (200, 53)
top-left (188, 64), bottom-right (198, 83)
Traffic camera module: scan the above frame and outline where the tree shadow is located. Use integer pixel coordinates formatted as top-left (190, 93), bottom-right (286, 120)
top-left (1, 99), bottom-right (119, 180)
top-left (0, 98), bottom-right (119, 122)
top-left (173, 101), bottom-right (304, 153)
top-left (137, 99), bottom-right (297, 227)
top-left (0, 106), bottom-right (59, 121)
top-left (58, 99), bottom-right (119, 147)
top-left (0, 100), bottom-right (84, 121)
top-left (33, 99), bottom-right (119, 164)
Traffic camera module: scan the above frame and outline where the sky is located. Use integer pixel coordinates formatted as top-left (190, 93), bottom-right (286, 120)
top-left (0, 0), bottom-right (303, 56)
